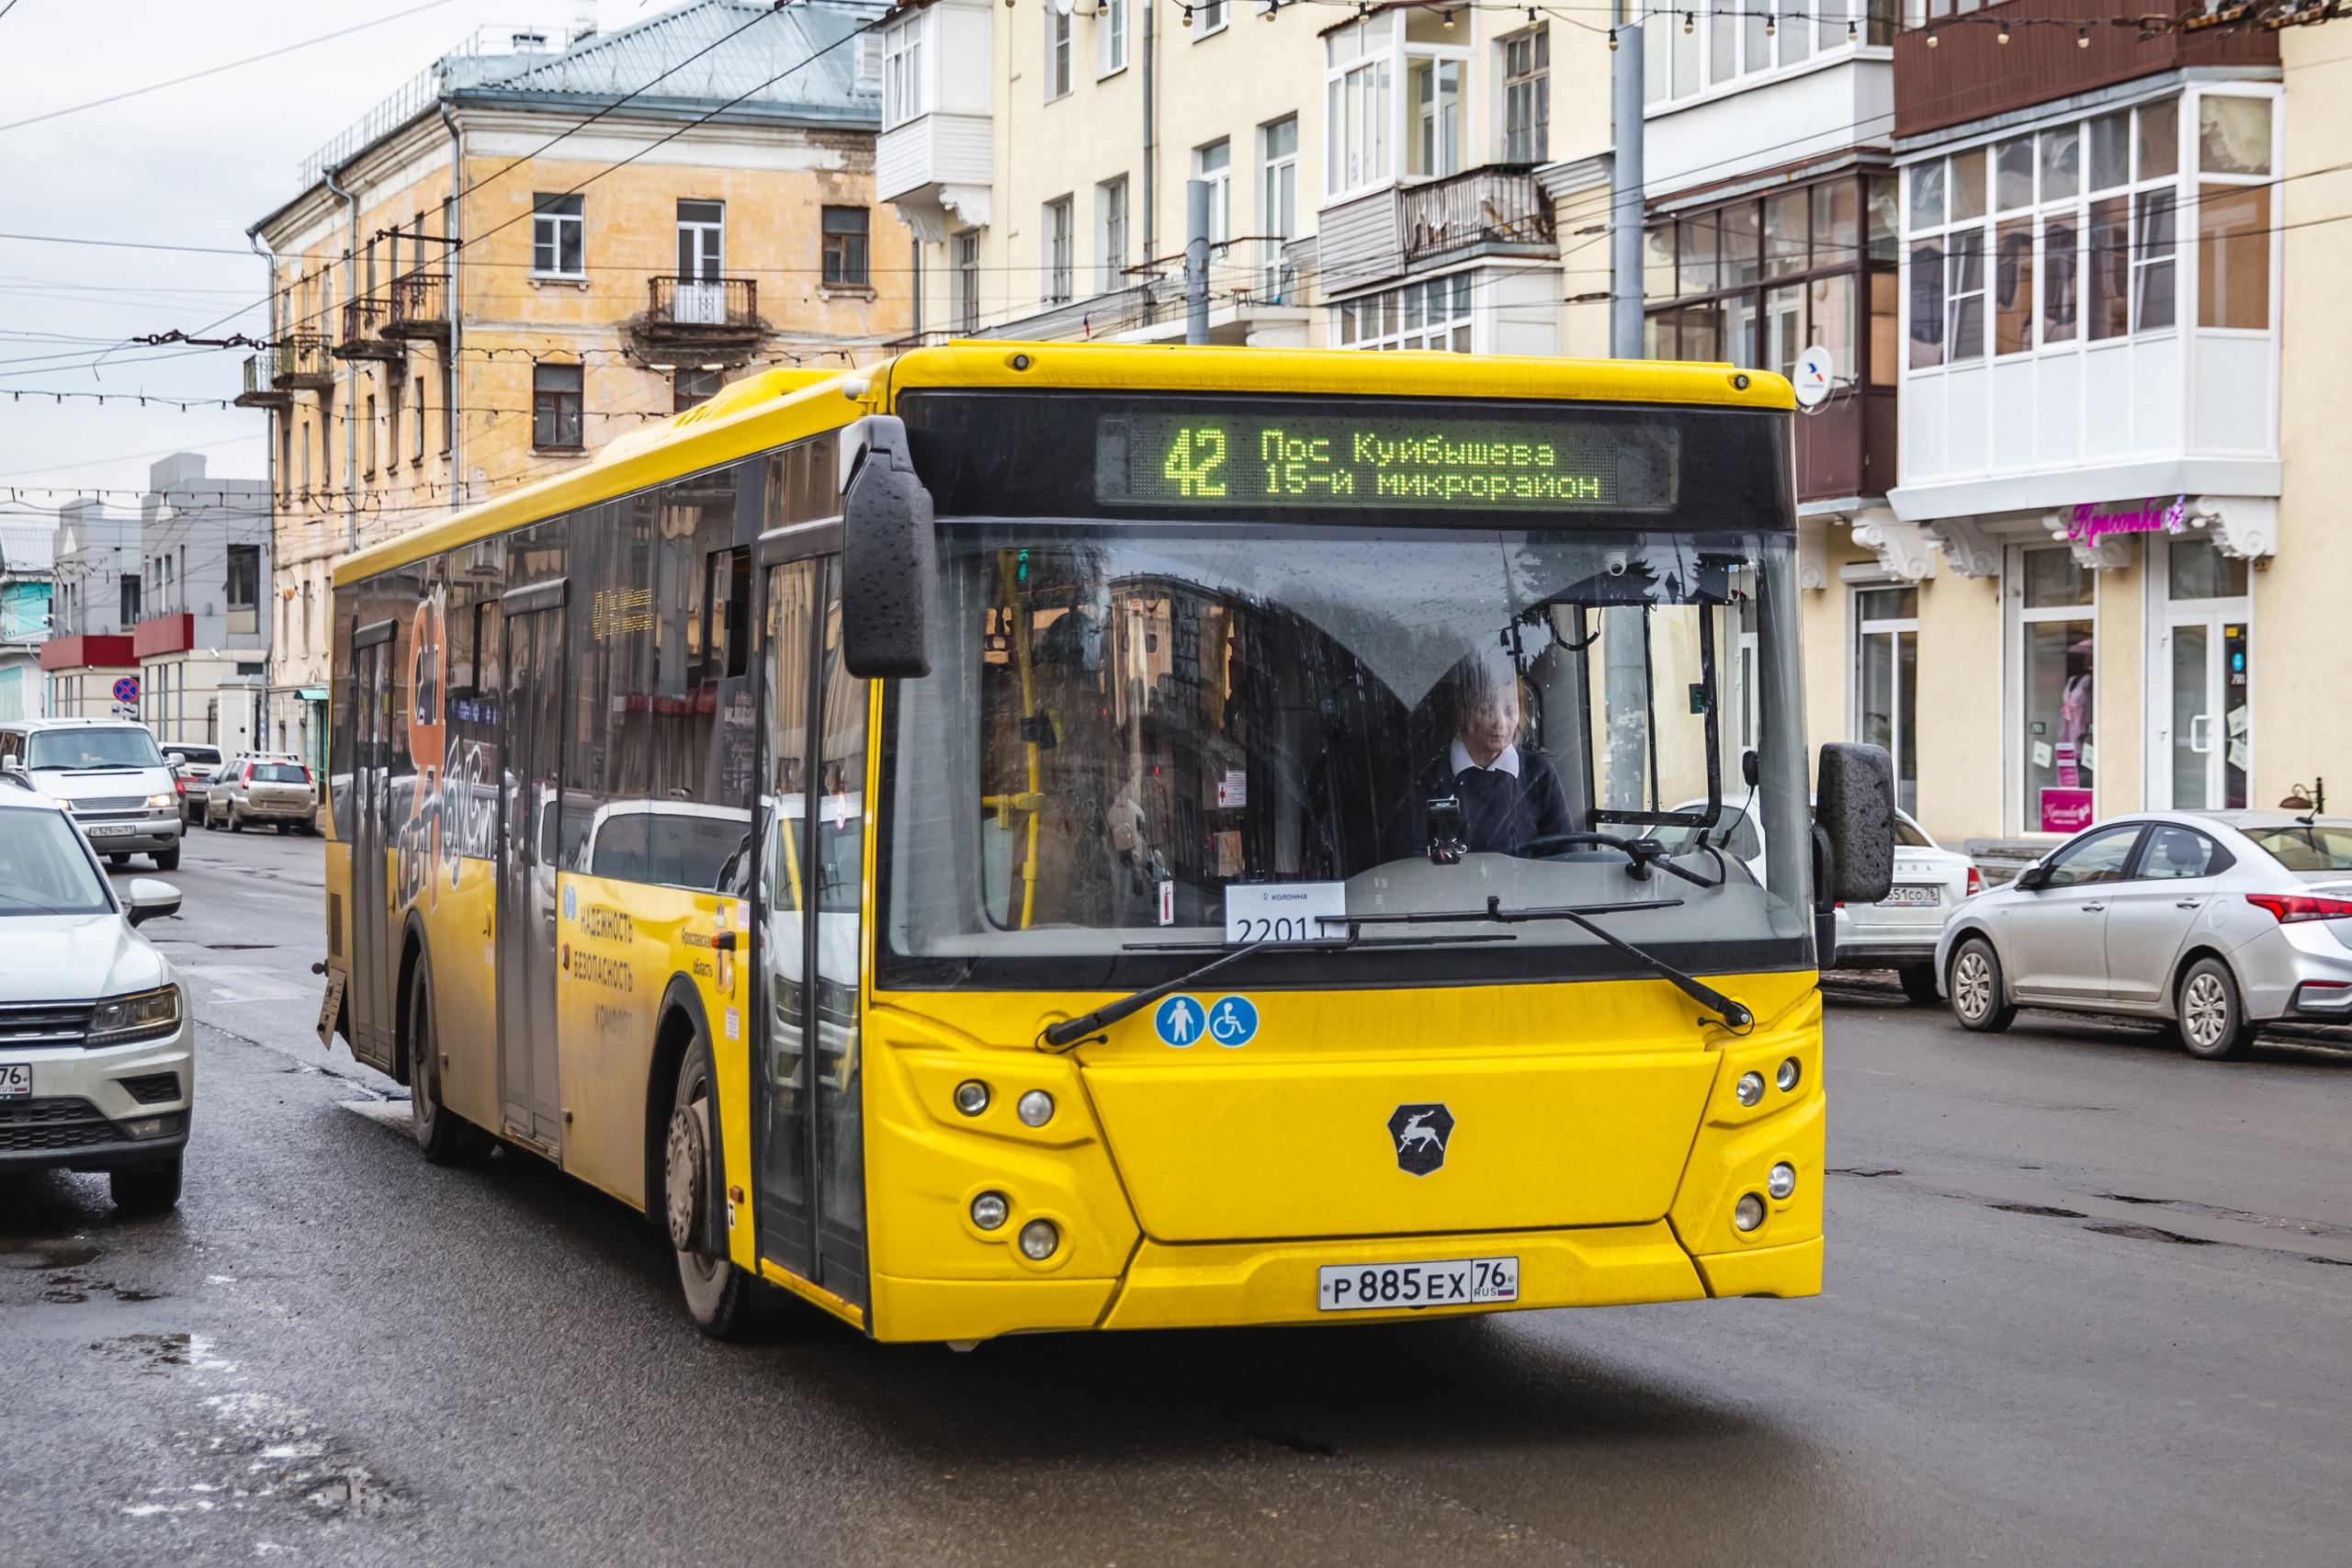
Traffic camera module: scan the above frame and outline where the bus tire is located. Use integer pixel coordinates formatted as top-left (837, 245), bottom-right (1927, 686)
top-left (407, 955), bottom-right (489, 1166)
top-left (665, 1043), bottom-right (760, 1340)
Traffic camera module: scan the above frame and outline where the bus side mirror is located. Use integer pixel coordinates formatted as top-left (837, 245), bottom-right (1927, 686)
top-left (1815, 741), bottom-right (1895, 908)
top-left (841, 414), bottom-right (937, 680)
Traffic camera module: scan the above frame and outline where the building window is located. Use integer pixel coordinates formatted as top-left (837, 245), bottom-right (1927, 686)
top-left (1045, 7), bottom-right (1072, 100)
top-left (881, 10), bottom-right (925, 129)
top-left (1854, 586), bottom-right (1917, 817)
top-left (2197, 95), bottom-right (2272, 331)
top-left (278, 420), bottom-right (292, 504)
top-left (120, 573), bottom-right (141, 625)
top-left (1042, 196), bottom-right (1074, 305)
top-left (1503, 28), bottom-right (1548, 164)
top-left (440, 355), bottom-right (455, 455)
top-left (956, 231), bottom-right (980, 333)
top-left (1334, 274), bottom-right (1474, 352)
top-left (1195, 0), bottom-right (1227, 33)
top-left (1326, 31), bottom-right (1393, 197)
top-left (677, 199), bottom-right (724, 281)
top-left (1098, 0), bottom-right (1127, 75)
top-left (1407, 59), bottom-right (1462, 178)
top-left (226, 544), bottom-right (260, 637)
top-left (411, 372), bottom-right (425, 464)
top-left (1905, 95), bottom-right (2204, 367)
top-left (388, 379), bottom-right (402, 468)
top-left (299, 420), bottom-right (311, 499)
top-left (673, 368), bottom-right (723, 412)
top-left (1193, 140), bottom-right (1230, 246)
top-left (2016, 546), bottom-right (2097, 833)
top-left (363, 393), bottom-right (378, 476)
top-left (1260, 116), bottom-right (1298, 299)
top-left (821, 206), bottom-right (871, 288)
top-left (1650, 0), bottom-right (1884, 106)
top-left (533, 363), bottom-right (584, 451)
top-left (1096, 176), bottom-right (1129, 293)
top-left (532, 194), bottom-right (584, 276)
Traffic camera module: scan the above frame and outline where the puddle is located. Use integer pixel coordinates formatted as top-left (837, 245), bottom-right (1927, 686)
top-left (1990, 1202), bottom-right (2087, 1219)
top-left (1829, 1167), bottom-right (1903, 1179)
top-left (2084, 1221), bottom-right (2214, 1247)
top-left (90, 1332), bottom-right (193, 1370)
top-left (2, 1238), bottom-right (102, 1269)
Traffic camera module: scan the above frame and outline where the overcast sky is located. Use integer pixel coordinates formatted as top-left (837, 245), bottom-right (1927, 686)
top-left (0, 0), bottom-right (596, 519)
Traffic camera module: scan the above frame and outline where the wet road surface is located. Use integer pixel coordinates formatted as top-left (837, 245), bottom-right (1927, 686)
top-left (6, 827), bottom-right (2349, 1566)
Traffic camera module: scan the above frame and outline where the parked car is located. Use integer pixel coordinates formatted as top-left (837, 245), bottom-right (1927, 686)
top-left (1650, 796), bottom-right (1980, 1000)
top-left (0, 717), bottom-right (184, 872)
top-left (203, 757), bottom-right (318, 834)
top-left (0, 776), bottom-right (190, 1212)
top-left (1936, 811), bottom-right (2352, 1059)
top-left (161, 743), bottom-right (223, 827)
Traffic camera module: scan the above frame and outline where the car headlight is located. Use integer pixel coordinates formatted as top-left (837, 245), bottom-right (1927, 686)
top-left (146, 793), bottom-right (176, 809)
top-left (88, 985), bottom-right (181, 1046)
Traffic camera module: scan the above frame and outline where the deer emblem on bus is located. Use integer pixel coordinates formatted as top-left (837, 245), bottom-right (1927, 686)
top-left (1386, 1102), bottom-right (1455, 1177)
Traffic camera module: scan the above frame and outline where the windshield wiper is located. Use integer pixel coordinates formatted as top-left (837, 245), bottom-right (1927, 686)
top-left (1352, 895), bottom-right (1753, 1032)
top-left (1038, 925), bottom-right (1517, 1052)
top-left (1514, 831), bottom-right (1724, 888)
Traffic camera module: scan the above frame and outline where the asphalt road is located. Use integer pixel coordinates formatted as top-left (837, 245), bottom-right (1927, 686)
top-left (6, 827), bottom-right (2350, 1567)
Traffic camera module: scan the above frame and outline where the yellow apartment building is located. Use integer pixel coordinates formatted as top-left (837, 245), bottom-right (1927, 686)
top-left (240, 1), bottom-right (909, 767)
top-left (873, 0), bottom-right (1614, 356)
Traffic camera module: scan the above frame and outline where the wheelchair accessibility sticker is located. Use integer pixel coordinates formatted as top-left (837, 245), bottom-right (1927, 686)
top-left (1153, 994), bottom-right (1259, 1049)
top-left (1206, 995), bottom-right (1259, 1048)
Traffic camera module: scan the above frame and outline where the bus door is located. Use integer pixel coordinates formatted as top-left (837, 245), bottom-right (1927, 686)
top-left (496, 581), bottom-right (567, 1153)
top-left (348, 619), bottom-right (397, 1074)
top-left (752, 546), bottom-right (870, 1308)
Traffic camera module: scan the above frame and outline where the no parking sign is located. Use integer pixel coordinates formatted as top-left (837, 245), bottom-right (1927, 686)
top-left (111, 675), bottom-right (140, 705)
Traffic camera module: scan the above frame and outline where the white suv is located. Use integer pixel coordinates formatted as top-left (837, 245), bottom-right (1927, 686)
top-left (0, 778), bottom-right (191, 1211)
top-left (0, 718), bottom-right (185, 872)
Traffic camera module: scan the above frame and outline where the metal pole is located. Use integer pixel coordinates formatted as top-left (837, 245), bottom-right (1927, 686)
top-left (1184, 178), bottom-right (1210, 345)
top-left (1609, 11), bottom-right (1646, 361)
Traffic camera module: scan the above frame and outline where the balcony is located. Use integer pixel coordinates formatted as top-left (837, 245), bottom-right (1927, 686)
top-left (234, 333), bottom-right (333, 407)
top-left (132, 612), bottom-right (194, 660)
top-left (1399, 166), bottom-right (1555, 265)
top-left (627, 276), bottom-right (766, 367)
top-left (382, 273), bottom-right (449, 343)
top-left (333, 297), bottom-right (402, 362)
top-left (1319, 165), bottom-right (1559, 298)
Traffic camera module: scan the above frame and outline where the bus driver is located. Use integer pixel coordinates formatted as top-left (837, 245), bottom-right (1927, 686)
top-left (1396, 649), bottom-right (1574, 860)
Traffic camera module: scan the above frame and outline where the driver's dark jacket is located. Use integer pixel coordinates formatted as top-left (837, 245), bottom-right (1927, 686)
top-left (1394, 746), bottom-right (1576, 857)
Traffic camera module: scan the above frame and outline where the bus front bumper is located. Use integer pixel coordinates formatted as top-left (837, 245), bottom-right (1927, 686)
top-left (867, 1224), bottom-right (1821, 1342)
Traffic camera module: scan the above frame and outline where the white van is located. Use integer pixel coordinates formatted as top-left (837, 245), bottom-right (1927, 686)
top-left (0, 718), bottom-right (185, 872)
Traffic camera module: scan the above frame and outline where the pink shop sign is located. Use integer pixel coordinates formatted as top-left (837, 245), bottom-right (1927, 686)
top-left (2067, 495), bottom-right (2187, 546)
top-left (2040, 787), bottom-right (2096, 834)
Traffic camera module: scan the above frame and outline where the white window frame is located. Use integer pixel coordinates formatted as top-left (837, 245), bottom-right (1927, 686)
top-left (1045, 7), bottom-right (1073, 101)
top-left (1097, 0), bottom-right (1127, 77)
top-left (1850, 584), bottom-right (1919, 818)
top-left (956, 230), bottom-right (981, 334)
top-left (1096, 175), bottom-right (1130, 294)
top-left (1501, 27), bottom-right (1548, 165)
top-left (531, 194), bottom-right (584, 278)
top-left (1331, 273), bottom-right (1476, 353)
top-left (2005, 542), bottom-right (2101, 837)
top-left (881, 11), bottom-right (926, 130)
top-left (1646, 0), bottom-right (1879, 110)
top-left (1260, 115), bottom-right (1298, 299)
top-left (1193, 0), bottom-right (1228, 37)
top-left (1193, 140), bottom-right (1231, 247)
top-left (1323, 15), bottom-right (1471, 200)
top-left (1043, 196), bottom-right (1074, 305)
top-left (1406, 56), bottom-right (1463, 179)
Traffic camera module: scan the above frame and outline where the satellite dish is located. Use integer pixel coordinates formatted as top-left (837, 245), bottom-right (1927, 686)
top-left (1053, 0), bottom-right (1076, 15)
top-left (1793, 344), bottom-right (1834, 409)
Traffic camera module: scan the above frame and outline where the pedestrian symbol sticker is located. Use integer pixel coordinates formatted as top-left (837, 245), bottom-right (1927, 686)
top-left (1206, 995), bottom-right (1258, 1048)
top-left (1154, 994), bottom-right (1204, 1047)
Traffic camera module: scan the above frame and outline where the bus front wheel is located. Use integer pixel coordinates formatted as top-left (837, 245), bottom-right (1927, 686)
top-left (665, 1046), bottom-right (760, 1340)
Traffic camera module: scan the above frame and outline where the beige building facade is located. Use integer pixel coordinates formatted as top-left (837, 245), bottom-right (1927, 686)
top-left (241, 2), bottom-right (908, 769)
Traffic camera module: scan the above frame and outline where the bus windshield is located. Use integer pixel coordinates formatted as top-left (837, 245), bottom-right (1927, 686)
top-left (883, 521), bottom-right (1815, 989)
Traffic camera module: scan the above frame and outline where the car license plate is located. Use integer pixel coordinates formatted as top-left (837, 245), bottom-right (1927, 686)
top-left (1882, 885), bottom-right (1941, 908)
top-left (0, 1062), bottom-right (30, 1099)
top-left (1317, 1256), bottom-right (1518, 1313)
top-left (85, 823), bottom-right (134, 837)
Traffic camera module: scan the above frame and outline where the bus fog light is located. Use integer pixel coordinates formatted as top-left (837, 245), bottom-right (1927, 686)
top-left (953, 1080), bottom-right (990, 1117)
top-left (1775, 1057), bottom-right (1801, 1092)
top-left (1768, 1162), bottom-right (1797, 1200)
top-left (1016, 1089), bottom-right (1055, 1126)
top-left (969, 1191), bottom-right (1009, 1231)
top-left (1735, 1071), bottom-right (1765, 1107)
top-left (1018, 1219), bottom-right (1059, 1260)
top-left (1733, 1193), bottom-right (1767, 1232)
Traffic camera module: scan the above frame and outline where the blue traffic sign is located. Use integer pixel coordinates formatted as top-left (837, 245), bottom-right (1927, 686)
top-left (1153, 994), bottom-right (1204, 1048)
top-left (111, 675), bottom-right (140, 705)
top-left (1206, 995), bottom-right (1260, 1048)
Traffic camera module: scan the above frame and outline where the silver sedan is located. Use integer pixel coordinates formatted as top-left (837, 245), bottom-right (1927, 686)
top-left (1935, 811), bottom-right (2352, 1059)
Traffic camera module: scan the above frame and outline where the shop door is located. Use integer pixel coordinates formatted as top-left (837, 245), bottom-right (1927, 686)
top-left (2156, 614), bottom-right (2250, 812)
top-left (752, 552), bottom-right (870, 1308)
top-left (347, 623), bottom-right (396, 1073)
top-left (496, 586), bottom-right (566, 1153)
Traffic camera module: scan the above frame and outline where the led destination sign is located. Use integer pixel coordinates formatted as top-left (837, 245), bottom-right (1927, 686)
top-left (1095, 411), bottom-right (1678, 513)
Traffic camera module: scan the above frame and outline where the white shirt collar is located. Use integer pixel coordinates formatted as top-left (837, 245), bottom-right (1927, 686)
top-left (1450, 739), bottom-right (1521, 778)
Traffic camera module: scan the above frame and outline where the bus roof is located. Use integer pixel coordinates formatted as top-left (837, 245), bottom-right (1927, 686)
top-left (334, 344), bottom-right (1793, 589)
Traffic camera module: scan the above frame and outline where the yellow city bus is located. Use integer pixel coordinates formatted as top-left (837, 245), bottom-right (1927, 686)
top-left (324, 344), bottom-right (1894, 1344)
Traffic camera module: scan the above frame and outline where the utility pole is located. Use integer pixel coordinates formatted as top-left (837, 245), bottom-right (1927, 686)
top-left (1184, 178), bottom-right (1211, 345)
top-left (1609, 8), bottom-right (1646, 361)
